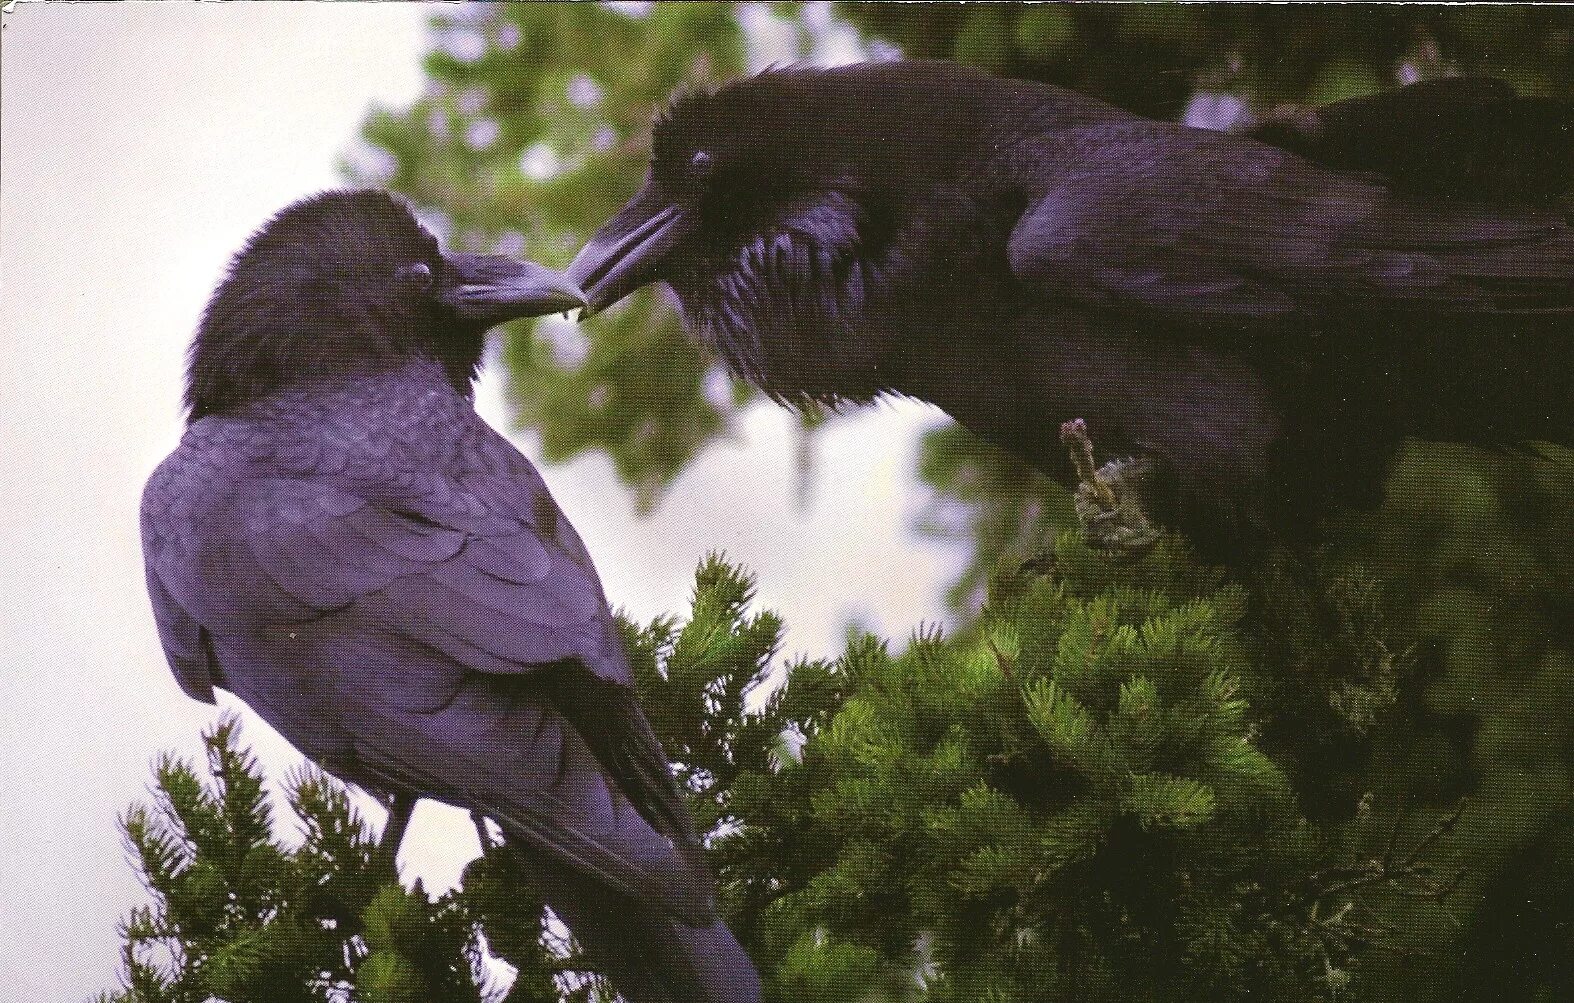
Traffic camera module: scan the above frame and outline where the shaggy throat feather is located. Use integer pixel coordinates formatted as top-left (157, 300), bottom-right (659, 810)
top-left (676, 227), bottom-right (886, 403)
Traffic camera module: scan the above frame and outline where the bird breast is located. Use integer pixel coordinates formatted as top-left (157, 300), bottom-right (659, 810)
top-left (673, 208), bottom-right (888, 403)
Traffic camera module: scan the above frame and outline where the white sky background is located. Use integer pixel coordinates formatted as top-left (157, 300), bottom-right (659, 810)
top-left (0, 4), bottom-right (959, 1000)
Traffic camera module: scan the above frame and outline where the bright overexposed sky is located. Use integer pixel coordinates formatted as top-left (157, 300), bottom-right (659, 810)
top-left (0, 4), bottom-right (957, 1000)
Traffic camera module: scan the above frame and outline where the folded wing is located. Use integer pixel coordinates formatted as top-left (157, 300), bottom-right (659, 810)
top-left (1006, 123), bottom-right (1574, 324)
top-left (142, 435), bottom-right (709, 923)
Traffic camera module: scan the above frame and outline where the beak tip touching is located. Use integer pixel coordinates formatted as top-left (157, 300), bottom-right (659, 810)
top-left (543, 285), bottom-right (591, 315)
top-left (443, 255), bottom-right (589, 321)
top-left (525, 262), bottom-right (590, 314)
top-left (566, 196), bottom-right (686, 318)
top-left (565, 247), bottom-right (613, 315)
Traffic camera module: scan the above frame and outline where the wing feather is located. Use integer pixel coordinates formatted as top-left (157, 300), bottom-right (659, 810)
top-left (166, 472), bottom-right (636, 688)
top-left (142, 411), bottom-right (703, 921)
top-left (1006, 123), bottom-right (1574, 323)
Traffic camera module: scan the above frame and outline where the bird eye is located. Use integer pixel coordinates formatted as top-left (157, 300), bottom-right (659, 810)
top-left (687, 149), bottom-right (714, 180)
top-left (395, 262), bottom-right (434, 291)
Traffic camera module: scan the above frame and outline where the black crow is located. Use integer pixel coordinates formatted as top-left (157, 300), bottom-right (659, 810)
top-left (141, 189), bottom-right (760, 1003)
top-left (568, 61), bottom-right (1573, 555)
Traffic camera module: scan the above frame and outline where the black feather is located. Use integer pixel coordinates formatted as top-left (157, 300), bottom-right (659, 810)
top-left (577, 61), bottom-right (1573, 556)
top-left (144, 190), bottom-right (757, 1000)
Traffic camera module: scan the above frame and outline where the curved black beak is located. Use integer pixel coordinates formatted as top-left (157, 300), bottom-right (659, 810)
top-left (440, 254), bottom-right (586, 324)
top-left (567, 182), bottom-right (690, 314)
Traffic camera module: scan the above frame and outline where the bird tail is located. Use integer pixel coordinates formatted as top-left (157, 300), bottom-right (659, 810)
top-left (1250, 76), bottom-right (1574, 200)
top-left (514, 846), bottom-right (762, 1003)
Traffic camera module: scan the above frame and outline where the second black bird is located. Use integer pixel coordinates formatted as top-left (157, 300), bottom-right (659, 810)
top-left (570, 61), bottom-right (1574, 556)
top-left (141, 189), bottom-right (760, 1003)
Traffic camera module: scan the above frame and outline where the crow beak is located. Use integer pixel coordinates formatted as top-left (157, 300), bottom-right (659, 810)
top-left (441, 254), bottom-right (586, 323)
top-left (568, 184), bottom-right (690, 315)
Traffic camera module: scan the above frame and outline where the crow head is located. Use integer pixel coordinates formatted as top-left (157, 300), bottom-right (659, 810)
top-left (187, 189), bottom-right (583, 418)
top-left (569, 62), bottom-right (1007, 402)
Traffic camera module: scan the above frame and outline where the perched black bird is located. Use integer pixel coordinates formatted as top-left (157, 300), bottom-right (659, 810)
top-left (569, 61), bottom-right (1574, 555)
top-left (141, 189), bottom-right (760, 1003)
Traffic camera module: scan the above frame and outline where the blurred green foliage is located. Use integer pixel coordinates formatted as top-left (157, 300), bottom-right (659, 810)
top-left (854, 3), bottom-right (1574, 115)
top-left (335, 3), bottom-right (1574, 999)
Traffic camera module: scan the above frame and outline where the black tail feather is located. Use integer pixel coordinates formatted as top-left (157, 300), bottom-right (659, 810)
top-left (506, 843), bottom-right (762, 1003)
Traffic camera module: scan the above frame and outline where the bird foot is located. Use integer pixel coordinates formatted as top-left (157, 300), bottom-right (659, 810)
top-left (378, 793), bottom-right (415, 876)
top-left (1076, 457), bottom-right (1161, 554)
top-left (1059, 419), bottom-right (1160, 556)
top-left (471, 811), bottom-right (498, 853)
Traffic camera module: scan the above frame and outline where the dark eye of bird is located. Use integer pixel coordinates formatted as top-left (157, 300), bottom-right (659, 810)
top-left (687, 149), bottom-right (714, 181)
top-left (395, 261), bottom-right (434, 291)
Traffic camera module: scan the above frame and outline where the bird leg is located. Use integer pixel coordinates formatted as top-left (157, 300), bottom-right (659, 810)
top-left (1059, 418), bottom-right (1160, 555)
top-left (378, 793), bottom-right (415, 873)
top-left (471, 811), bottom-right (497, 853)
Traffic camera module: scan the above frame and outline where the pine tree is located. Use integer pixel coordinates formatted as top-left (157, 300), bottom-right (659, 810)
top-left (97, 718), bottom-right (497, 1003)
top-left (103, 549), bottom-right (1459, 1001)
top-left (737, 537), bottom-right (1457, 1002)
